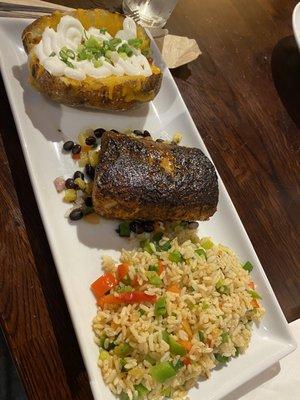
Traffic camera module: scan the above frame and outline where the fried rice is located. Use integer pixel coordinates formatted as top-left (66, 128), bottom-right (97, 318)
top-left (92, 233), bottom-right (264, 400)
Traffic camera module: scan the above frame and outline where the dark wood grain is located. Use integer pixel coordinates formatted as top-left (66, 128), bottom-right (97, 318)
top-left (0, 0), bottom-right (299, 399)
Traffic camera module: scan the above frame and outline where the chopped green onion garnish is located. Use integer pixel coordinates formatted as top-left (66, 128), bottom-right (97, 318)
top-left (202, 301), bottom-right (209, 310)
top-left (148, 264), bottom-right (158, 272)
top-left (243, 261), bottom-right (253, 272)
top-left (139, 308), bottom-right (146, 316)
top-left (85, 36), bottom-right (101, 50)
top-left (173, 359), bottom-right (184, 371)
top-left (200, 238), bottom-right (214, 250)
top-left (141, 48), bottom-right (151, 57)
top-left (92, 59), bottom-right (103, 68)
top-left (159, 240), bottom-right (171, 251)
top-left (150, 361), bottom-right (177, 383)
top-left (214, 353), bottom-right (229, 363)
top-left (128, 38), bottom-right (143, 48)
top-left (146, 271), bottom-right (162, 286)
top-left (99, 349), bottom-right (109, 361)
top-left (247, 289), bottom-right (262, 300)
top-left (120, 392), bottom-right (129, 400)
top-left (59, 46), bottom-right (75, 60)
top-left (168, 251), bottom-right (184, 263)
top-left (118, 221), bottom-right (131, 237)
top-left (62, 59), bottom-right (75, 68)
top-left (109, 37), bottom-right (122, 50)
top-left (152, 231), bottom-right (163, 243)
top-left (221, 332), bottom-right (230, 343)
top-left (162, 387), bottom-right (171, 397)
top-left (99, 27), bottom-right (107, 34)
top-left (99, 335), bottom-right (106, 348)
top-left (115, 343), bottom-right (132, 357)
top-left (235, 347), bottom-right (240, 357)
top-left (117, 284), bottom-right (132, 293)
top-left (145, 354), bottom-right (156, 365)
top-left (198, 331), bottom-right (205, 341)
top-left (134, 383), bottom-right (149, 397)
top-left (140, 239), bottom-right (154, 254)
top-left (216, 279), bottom-right (230, 295)
top-left (195, 248), bottom-right (207, 259)
top-left (154, 297), bottom-right (167, 317)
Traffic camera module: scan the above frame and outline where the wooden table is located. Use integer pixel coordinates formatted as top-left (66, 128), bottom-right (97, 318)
top-left (0, 0), bottom-right (299, 399)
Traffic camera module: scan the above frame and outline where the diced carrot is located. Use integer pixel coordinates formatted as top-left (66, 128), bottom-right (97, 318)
top-left (72, 153), bottom-right (80, 160)
top-left (178, 340), bottom-right (192, 352)
top-left (117, 263), bottom-right (130, 281)
top-left (82, 145), bottom-right (91, 152)
top-left (182, 357), bottom-right (191, 366)
top-left (251, 299), bottom-right (259, 308)
top-left (158, 261), bottom-right (164, 275)
top-left (167, 284), bottom-right (181, 294)
top-left (182, 320), bottom-right (193, 339)
top-left (248, 281), bottom-right (255, 290)
top-left (91, 273), bottom-right (118, 301)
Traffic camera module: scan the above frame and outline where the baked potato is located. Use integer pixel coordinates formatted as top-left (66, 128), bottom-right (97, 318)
top-left (22, 9), bottom-right (162, 110)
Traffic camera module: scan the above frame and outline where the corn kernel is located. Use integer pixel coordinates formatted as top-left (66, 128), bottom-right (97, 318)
top-left (85, 182), bottom-right (93, 195)
top-left (78, 130), bottom-right (92, 147)
top-left (89, 150), bottom-right (100, 167)
top-left (74, 177), bottom-right (86, 191)
top-left (63, 189), bottom-right (77, 203)
top-left (78, 151), bottom-right (89, 167)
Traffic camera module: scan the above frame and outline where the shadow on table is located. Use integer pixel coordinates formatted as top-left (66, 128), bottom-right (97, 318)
top-left (0, 328), bottom-right (27, 400)
top-left (0, 75), bottom-right (93, 399)
top-left (271, 35), bottom-right (300, 129)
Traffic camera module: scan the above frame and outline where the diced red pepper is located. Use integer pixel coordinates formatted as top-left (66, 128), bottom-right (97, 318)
top-left (117, 263), bottom-right (130, 281)
top-left (98, 291), bottom-right (156, 307)
top-left (91, 273), bottom-right (118, 301)
top-left (182, 357), bottom-right (191, 366)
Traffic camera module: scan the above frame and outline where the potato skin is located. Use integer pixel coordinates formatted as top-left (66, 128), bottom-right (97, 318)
top-left (22, 9), bottom-right (162, 111)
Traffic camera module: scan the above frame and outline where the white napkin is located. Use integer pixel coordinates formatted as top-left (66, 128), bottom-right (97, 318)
top-left (221, 319), bottom-right (300, 400)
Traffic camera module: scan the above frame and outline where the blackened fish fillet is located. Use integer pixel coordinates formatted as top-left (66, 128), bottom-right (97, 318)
top-left (92, 132), bottom-right (218, 221)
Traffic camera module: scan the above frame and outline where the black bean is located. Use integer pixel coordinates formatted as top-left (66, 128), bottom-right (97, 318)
top-left (143, 130), bottom-right (151, 137)
top-left (72, 144), bottom-right (81, 154)
top-left (110, 129), bottom-right (119, 133)
top-left (85, 136), bottom-right (96, 146)
top-left (130, 220), bottom-right (144, 234)
top-left (63, 140), bottom-right (74, 151)
top-left (143, 220), bottom-right (154, 233)
top-left (85, 196), bottom-right (93, 207)
top-left (73, 170), bottom-right (84, 180)
top-left (133, 129), bottom-right (143, 136)
top-left (188, 221), bottom-right (199, 230)
top-left (156, 139), bottom-right (164, 143)
top-left (69, 209), bottom-right (83, 221)
top-left (85, 164), bottom-right (95, 179)
top-left (65, 178), bottom-right (78, 190)
top-left (94, 128), bottom-right (106, 138)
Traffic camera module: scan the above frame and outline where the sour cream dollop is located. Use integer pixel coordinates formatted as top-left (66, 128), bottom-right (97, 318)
top-left (34, 15), bottom-right (152, 81)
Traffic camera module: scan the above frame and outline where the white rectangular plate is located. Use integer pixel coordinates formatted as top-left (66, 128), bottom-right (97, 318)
top-left (0, 17), bottom-right (296, 400)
